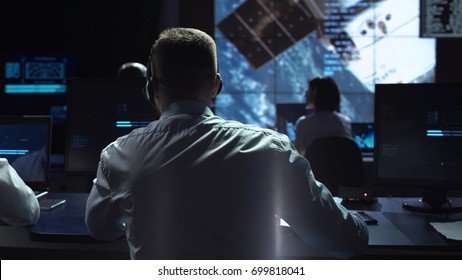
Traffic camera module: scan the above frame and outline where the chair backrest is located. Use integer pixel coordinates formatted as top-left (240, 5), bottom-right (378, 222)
top-left (304, 136), bottom-right (364, 196)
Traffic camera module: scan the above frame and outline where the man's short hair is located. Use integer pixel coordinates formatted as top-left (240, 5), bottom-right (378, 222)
top-left (148, 28), bottom-right (218, 99)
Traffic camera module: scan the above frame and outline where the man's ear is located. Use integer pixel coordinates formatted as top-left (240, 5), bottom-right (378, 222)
top-left (214, 73), bottom-right (222, 97)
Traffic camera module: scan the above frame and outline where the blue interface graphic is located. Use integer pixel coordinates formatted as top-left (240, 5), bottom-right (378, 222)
top-left (3, 53), bottom-right (69, 94)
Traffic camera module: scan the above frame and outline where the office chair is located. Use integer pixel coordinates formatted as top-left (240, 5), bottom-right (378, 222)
top-left (304, 136), bottom-right (365, 196)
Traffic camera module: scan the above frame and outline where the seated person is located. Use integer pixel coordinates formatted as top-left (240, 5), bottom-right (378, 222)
top-left (85, 27), bottom-right (368, 260)
top-left (295, 76), bottom-right (353, 155)
top-left (0, 158), bottom-right (40, 226)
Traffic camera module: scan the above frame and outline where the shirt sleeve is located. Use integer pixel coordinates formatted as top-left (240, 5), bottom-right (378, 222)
top-left (277, 144), bottom-right (369, 259)
top-left (85, 152), bottom-right (125, 241)
top-left (0, 158), bottom-right (40, 226)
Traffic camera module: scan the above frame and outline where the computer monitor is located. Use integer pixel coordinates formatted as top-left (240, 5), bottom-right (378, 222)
top-left (0, 115), bottom-right (52, 192)
top-left (420, 0), bottom-right (462, 38)
top-left (0, 51), bottom-right (77, 121)
top-left (66, 77), bottom-right (158, 173)
top-left (374, 83), bottom-right (462, 213)
top-left (0, 51), bottom-right (78, 156)
top-left (214, 0), bottom-right (436, 128)
top-left (275, 103), bottom-right (309, 142)
top-left (351, 122), bottom-right (374, 156)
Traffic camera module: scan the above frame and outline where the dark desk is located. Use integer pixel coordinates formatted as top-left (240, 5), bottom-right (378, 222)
top-left (1, 193), bottom-right (461, 259)
top-left (0, 192), bottom-right (129, 259)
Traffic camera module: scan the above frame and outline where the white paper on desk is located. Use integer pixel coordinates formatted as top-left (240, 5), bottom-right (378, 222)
top-left (430, 221), bottom-right (462, 241)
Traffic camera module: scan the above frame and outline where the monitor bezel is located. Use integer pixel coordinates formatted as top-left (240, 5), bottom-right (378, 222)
top-left (374, 82), bottom-right (462, 190)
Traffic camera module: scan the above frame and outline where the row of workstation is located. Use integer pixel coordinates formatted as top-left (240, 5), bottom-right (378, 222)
top-left (1, 192), bottom-right (461, 259)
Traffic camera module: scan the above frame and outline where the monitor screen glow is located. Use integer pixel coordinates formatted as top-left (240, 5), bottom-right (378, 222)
top-left (214, 0), bottom-right (436, 127)
top-left (374, 82), bottom-right (462, 213)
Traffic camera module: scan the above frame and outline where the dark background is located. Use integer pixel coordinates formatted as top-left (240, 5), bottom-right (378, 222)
top-left (0, 0), bottom-right (215, 77)
top-left (1, 0), bottom-right (462, 193)
top-left (1, 0), bottom-right (460, 82)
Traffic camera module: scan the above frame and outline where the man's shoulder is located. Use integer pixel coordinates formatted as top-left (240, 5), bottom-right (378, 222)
top-left (218, 120), bottom-right (284, 136)
top-left (216, 120), bottom-right (293, 149)
top-left (101, 126), bottom-right (149, 152)
top-left (101, 118), bottom-right (293, 155)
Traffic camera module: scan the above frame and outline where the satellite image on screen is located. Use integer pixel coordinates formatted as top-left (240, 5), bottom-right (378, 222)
top-left (214, 0), bottom-right (435, 127)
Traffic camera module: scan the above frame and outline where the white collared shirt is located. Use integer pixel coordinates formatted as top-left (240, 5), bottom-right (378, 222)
top-left (85, 100), bottom-right (368, 259)
top-left (295, 110), bottom-right (354, 155)
top-left (0, 158), bottom-right (40, 226)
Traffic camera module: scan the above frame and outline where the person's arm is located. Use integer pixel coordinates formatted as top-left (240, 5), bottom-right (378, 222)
top-left (0, 158), bottom-right (40, 226)
top-left (85, 153), bottom-right (125, 241)
top-left (279, 147), bottom-right (369, 259)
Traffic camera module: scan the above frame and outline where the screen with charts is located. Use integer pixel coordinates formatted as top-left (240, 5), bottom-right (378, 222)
top-left (374, 83), bottom-right (462, 212)
top-left (66, 77), bottom-right (158, 173)
top-left (0, 116), bottom-right (51, 189)
top-left (420, 0), bottom-right (462, 38)
top-left (0, 51), bottom-right (78, 124)
top-left (214, 0), bottom-right (436, 127)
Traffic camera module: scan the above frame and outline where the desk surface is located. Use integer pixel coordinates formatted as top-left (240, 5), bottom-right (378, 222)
top-left (1, 192), bottom-right (461, 259)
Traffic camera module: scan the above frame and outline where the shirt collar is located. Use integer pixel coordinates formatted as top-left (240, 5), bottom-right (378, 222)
top-left (159, 100), bottom-right (215, 120)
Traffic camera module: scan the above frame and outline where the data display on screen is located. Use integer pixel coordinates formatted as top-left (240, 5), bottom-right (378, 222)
top-left (0, 51), bottom-right (78, 124)
top-left (420, 0), bottom-right (462, 38)
top-left (0, 51), bottom-right (75, 94)
top-left (214, 0), bottom-right (436, 127)
top-left (66, 77), bottom-right (157, 172)
top-left (375, 83), bottom-right (462, 185)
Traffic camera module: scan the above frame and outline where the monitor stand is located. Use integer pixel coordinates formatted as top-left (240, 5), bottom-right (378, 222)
top-left (402, 188), bottom-right (462, 214)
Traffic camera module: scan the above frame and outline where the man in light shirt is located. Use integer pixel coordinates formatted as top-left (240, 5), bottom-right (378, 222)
top-left (85, 27), bottom-right (368, 259)
top-left (0, 158), bottom-right (40, 226)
